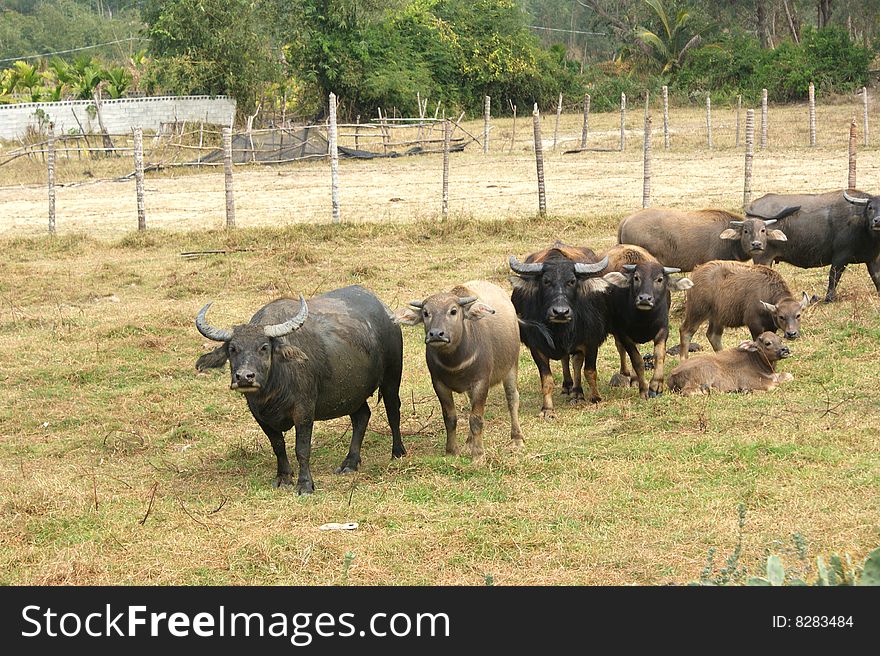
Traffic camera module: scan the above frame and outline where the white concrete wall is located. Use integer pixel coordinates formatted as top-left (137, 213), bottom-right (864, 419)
top-left (0, 95), bottom-right (236, 140)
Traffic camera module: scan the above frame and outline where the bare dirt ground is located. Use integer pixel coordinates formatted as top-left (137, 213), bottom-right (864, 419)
top-left (2, 100), bottom-right (878, 238)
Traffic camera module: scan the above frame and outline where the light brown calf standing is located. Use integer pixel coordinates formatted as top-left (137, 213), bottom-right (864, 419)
top-left (397, 280), bottom-right (523, 458)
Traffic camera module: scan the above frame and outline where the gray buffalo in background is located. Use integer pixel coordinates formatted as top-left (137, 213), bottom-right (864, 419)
top-left (746, 189), bottom-right (880, 302)
top-left (617, 208), bottom-right (788, 271)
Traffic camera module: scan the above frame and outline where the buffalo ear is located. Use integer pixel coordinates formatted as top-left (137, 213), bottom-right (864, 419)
top-left (737, 340), bottom-right (759, 352)
top-left (669, 276), bottom-right (694, 291)
top-left (602, 271), bottom-right (630, 288)
top-left (767, 229), bottom-right (788, 242)
top-left (395, 306), bottom-right (423, 326)
top-left (464, 301), bottom-right (496, 321)
top-left (276, 344), bottom-right (309, 363)
top-left (759, 300), bottom-right (777, 313)
top-left (799, 291), bottom-right (811, 310)
top-left (719, 228), bottom-right (740, 240)
top-left (196, 345), bottom-right (228, 371)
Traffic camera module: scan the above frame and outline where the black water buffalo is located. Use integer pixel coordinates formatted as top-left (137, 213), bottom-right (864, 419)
top-left (600, 245), bottom-right (693, 398)
top-left (745, 189), bottom-right (880, 301)
top-left (617, 208), bottom-right (788, 271)
top-left (194, 285), bottom-right (405, 494)
top-left (509, 243), bottom-right (609, 417)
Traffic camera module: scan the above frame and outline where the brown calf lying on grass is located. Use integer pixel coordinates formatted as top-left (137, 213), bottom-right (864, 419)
top-left (397, 280), bottom-right (523, 458)
top-left (679, 260), bottom-right (810, 358)
top-left (668, 331), bottom-right (793, 395)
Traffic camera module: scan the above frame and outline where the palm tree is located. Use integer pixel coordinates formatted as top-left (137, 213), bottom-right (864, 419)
top-left (11, 61), bottom-right (44, 102)
top-left (102, 66), bottom-right (132, 99)
top-left (635, 0), bottom-right (702, 75)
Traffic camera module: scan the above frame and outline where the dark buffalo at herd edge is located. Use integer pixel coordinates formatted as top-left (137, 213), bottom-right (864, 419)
top-left (601, 245), bottom-right (693, 398)
top-left (746, 189), bottom-right (880, 302)
top-left (617, 208), bottom-right (788, 271)
top-left (194, 285), bottom-right (405, 495)
top-left (509, 243), bottom-right (609, 417)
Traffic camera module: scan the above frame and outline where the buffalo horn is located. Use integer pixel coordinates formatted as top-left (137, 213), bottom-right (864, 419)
top-left (663, 266), bottom-right (681, 274)
top-left (763, 219), bottom-right (777, 225)
top-left (509, 255), bottom-right (544, 275)
top-left (622, 264), bottom-right (637, 272)
top-left (457, 296), bottom-right (478, 306)
top-left (195, 303), bottom-right (233, 342)
top-left (843, 190), bottom-right (869, 205)
top-left (263, 295), bottom-right (309, 338)
top-left (574, 256), bottom-right (609, 275)
top-left (728, 220), bottom-right (744, 226)
top-left (408, 299), bottom-right (425, 309)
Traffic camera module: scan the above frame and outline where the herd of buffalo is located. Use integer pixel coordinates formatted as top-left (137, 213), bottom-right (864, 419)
top-left (193, 188), bottom-right (880, 494)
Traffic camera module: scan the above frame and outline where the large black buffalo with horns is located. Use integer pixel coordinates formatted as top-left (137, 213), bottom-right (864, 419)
top-left (509, 243), bottom-right (610, 418)
top-left (746, 189), bottom-right (880, 301)
top-left (194, 285), bottom-right (405, 494)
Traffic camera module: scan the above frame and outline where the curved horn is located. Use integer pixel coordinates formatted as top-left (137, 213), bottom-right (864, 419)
top-left (408, 299), bottom-right (424, 309)
top-left (509, 255), bottom-right (544, 275)
top-left (728, 220), bottom-right (744, 226)
top-left (763, 219), bottom-right (777, 225)
top-left (843, 190), bottom-right (869, 205)
top-left (457, 296), bottom-right (478, 306)
top-left (263, 295), bottom-right (309, 338)
top-left (622, 264), bottom-right (637, 272)
top-left (663, 266), bottom-right (681, 274)
top-left (195, 303), bottom-right (233, 342)
top-left (574, 256), bottom-right (609, 275)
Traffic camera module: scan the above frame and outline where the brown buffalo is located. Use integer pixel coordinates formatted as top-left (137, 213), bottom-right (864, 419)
top-left (617, 208), bottom-right (788, 271)
top-left (668, 332), bottom-right (793, 395)
top-left (679, 260), bottom-right (809, 358)
top-left (397, 280), bottom-right (523, 458)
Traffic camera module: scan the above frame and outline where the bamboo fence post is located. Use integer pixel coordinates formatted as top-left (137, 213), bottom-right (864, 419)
top-left (329, 92), bottom-right (341, 224)
top-left (483, 95), bottom-right (491, 154)
top-left (580, 93), bottom-right (590, 149)
top-left (620, 93), bottom-right (627, 151)
top-left (809, 83), bottom-right (816, 146)
top-left (509, 99), bottom-right (517, 152)
top-left (706, 94), bottom-right (712, 149)
top-left (863, 86), bottom-right (869, 147)
top-left (761, 88), bottom-right (768, 149)
top-left (735, 95), bottom-right (741, 147)
top-left (47, 123), bottom-right (55, 235)
top-left (133, 127), bottom-right (146, 231)
top-left (442, 119), bottom-right (450, 220)
top-left (662, 85), bottom-right (669, 149)
top-left (553, 92), bottom-right (563, 150)
top-left (642, 115), bottom-right (652, 208)
top-left (848, 117), bottom-right (857, 189)
top-left (743, 110), bottom-right (755, 209)
top-left (197, 120), bottom-right (204, 166)
top-left (355, 115), bottom-right (360, 151)
top-left (222, 127), bottom-right (235, 229)
top-left (533, 104), bottom-right (546, 216)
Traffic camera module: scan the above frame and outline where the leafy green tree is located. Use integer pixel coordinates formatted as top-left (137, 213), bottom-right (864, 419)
top-left (634, 0), bottom-right (702, 75)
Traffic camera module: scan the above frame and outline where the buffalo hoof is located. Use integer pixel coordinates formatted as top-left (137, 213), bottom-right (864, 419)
top-left (297, 480), bottom-right (315, 495)
top-left (508, 437), bottom-right (525, 450)
top-left (568, 395), bottom-right (585, 406)
top-left (272, 475), bottom-right (294, 488)
top-left (588, 394), bottom-right (602, 404)
top-left (539, 408), bottom-right (557, 420)
top-left (463, 443), bottom-right (484, 459)
top-left (561, 384), bottom-right (573, 396)
top-left (392, 444), bottom-right (407, 459)
top-left (334, 461), bottom-right (360, 474)
top-left (668, 343), bottom-right (703, 356)
top-left (648, 389), bottom-right (662, 399)
top-left (609, 372), bottom-right (631, 388)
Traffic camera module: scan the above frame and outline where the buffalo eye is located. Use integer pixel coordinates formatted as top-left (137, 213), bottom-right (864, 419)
top-left (656, 276), bottom-right (663, 284)
top-left (543, 278), bottom-right (552, 286)
top-left (565, 279), bottom-right (575, 287)
top-left (450, 308), bottom-right (457, 316)
top-left (259, 343), bottom-right (269, 353)
top-left (423, 310), bottom-right (429, 318)
top-left (796, 313), bottom-right (801, 319)
top-left (228, 344), bottom-right (237, 354)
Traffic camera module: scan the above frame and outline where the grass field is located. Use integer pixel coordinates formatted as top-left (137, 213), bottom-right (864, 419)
top-left (0, 101), bottom-right (878, 585)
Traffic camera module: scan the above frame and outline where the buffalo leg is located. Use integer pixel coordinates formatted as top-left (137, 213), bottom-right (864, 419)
top-left (465, 381), bottom-right (489, 459)
top-left (335, 401), bottom-right (371, 474)
top-left (620, 336), bottom-right (648, 399)
top-left (293, 421), bottom-right (315, 495)
top-left (868, 256), bottom-right (880, 294)
top-left (568, 350), bottom-right (586, 404)
top-left (609, 335), bottom-right (634, 387)
top-left (433, 378), bottom-right (459, 455)
top-left (582, 343), bottom-right (602, 404)
top-left (529, 346), bottom-right (557, 419)
top-left (706, 320), bottom-right (724, 352)
top-left (561, 355), bottom-right (573, 395)
top-left (825, 263), bottom-right (847, 302)
top-left (503, 365), bottom-right (524, 447)
top-left (678, 311), bottom-right (703, 361)
top-left (648, 329), bottom-right (668, 397)
top-left (380, 380), bottom-right (406, 459)
top-left (259, 420), bottom-right (294, 489)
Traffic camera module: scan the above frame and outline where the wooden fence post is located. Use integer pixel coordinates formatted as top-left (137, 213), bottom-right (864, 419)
top-left (662, 85), bottom-right (669, 149)
top-left (355, 114), bottom-right (360, 151)
top-left (483, 95), bottom-right (491, 154)
top-left (735, 95), bottom-right (741, 148)
top-left (848, 117), bottom-right (857, 189)
top-left (197, 120), bottom-right (204, 166)
top-left (133, 127), bottom-right (146, 231)
top-left (743, 109), bottom-right (755, 209)
top-left (47, 123), bottom-right (55, 235)
top-left (223, 127), bottom-right (235, 229)
top-left (809, 83), bottom-right (816, 146)
top-left (329, 92), bottom-right (341, 224)
top-left (642, 115), bottom-right (652, 208)
top-left (509, 100), bottom-right (517, 153)
top-left (706, 94), bottom-right (712, 149)
top-left (580, 93), bottom-right (590, 150)
top-left (533, 104), bottom-right (546, 217)
top-left (863, 86), bottom-right (869, 147)
top-left (553, 92), bottom-right (563, 150)
top-left (442, 119), bottom-right (450, 220)
top-left (761, 88), bottom-right (768, 150)
top-left (620, 93), bottom-right (627, 151)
